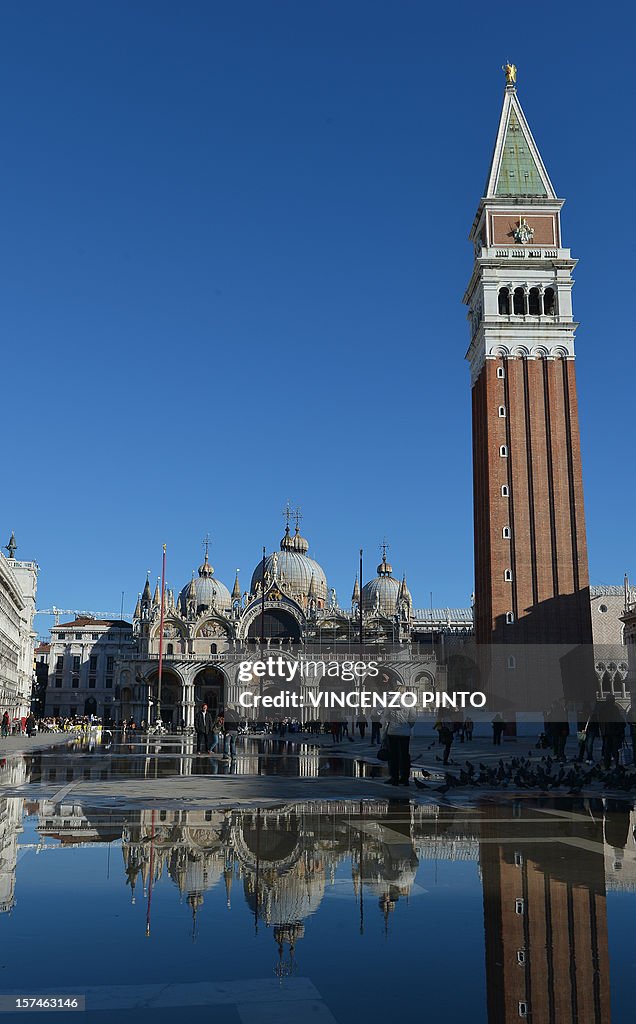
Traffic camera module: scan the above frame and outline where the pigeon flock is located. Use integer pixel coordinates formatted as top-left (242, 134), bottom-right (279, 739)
top-left (412, 754), bottom-right (636, 795)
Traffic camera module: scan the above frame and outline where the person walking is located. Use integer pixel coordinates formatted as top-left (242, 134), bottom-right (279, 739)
top-left (599, 695), bottom-right (625, 770)
top-left (371, 712), bottom-right (382, 745)
top-left (357, 715), bottom-right (367, 741)
top-left (552, 715), bottom-right (570, 762)
top-left (439, 723), bottom-right (454, 765)
top-left (584, 707), bottom-right (600, 763)
top-left (492, 714), bottom-right (504, 746)
top-left (223, 708), bottom-right (239, 759)
top-left (628, 705), bottom-right (636, 762)
top-left (194, 703), bottom-right (214, 755)
top-left (25, 712), bottom-right (37, 737)
top-left (209, 715), bottom-right (223, 754)
top-left (383, 702), bottom-right (416, 787)
top-left (464, 717), bottom-right (474, 741)
top-left (1, 712), bottom-right (9, 738)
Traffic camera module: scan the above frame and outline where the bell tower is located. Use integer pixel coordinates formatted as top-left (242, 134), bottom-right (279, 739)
top-left (465, 66), bottom-right (592, 645)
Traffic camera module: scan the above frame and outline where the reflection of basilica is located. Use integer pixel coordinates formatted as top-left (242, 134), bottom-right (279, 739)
top-left (115, 522), bottom-right (474, 726)
top-left (17, 796), bottom-right (636, 1017)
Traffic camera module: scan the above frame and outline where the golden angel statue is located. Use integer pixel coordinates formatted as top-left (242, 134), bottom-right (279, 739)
top-left (503, 62), bottom-right (517, 85)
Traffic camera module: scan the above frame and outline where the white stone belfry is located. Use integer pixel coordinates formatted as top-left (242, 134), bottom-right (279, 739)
top-left (464, 79), bottom-right (577, 385)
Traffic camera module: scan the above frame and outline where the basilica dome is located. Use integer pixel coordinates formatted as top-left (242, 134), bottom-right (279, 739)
top-left (361, 552), bottom-right (400, 616)
top-left (250, 525), bottom-right (327, 606)
top-left (179, 552), bottom-right (232, 615)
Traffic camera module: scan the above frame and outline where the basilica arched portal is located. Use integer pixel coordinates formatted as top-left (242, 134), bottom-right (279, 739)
top-left (147, 668), bottom-right (183, 727)
top-left (193, 665), bottom-right (226, 715)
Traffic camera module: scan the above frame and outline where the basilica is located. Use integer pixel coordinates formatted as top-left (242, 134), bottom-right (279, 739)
top-left (114, 516), bottom-right (473, 727)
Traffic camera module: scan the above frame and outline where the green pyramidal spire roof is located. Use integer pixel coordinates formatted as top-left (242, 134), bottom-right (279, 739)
top-left (485, 86), bottom-right (556, 200)
top-left (496, 107), bottom-right (547, 196)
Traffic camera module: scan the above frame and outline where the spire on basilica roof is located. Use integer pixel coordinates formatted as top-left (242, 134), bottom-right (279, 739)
top-left (153, 578), bottom-right (161, 605)
top-left (377, 541), bottom-right (393, 577)
top-left (352, 573), bottom-right (360, 604)
top-left (484, 67), bottom-right (556, 200)
top-left (5, 532), bottom-right (16, 559)
top-left (198, 536), bottom-right (215, 577)
top-left (232, 570), bottom-right (241, 600)
top-left (399, 574), bottom-right (412, 605)
top-left (292, 508), bottom-right (309, 554)
top-left (134, 593), bottom-right (142, 618)
top-left (141, 575), bottom-right (152, 603)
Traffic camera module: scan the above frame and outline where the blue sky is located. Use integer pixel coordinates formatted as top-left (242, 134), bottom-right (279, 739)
top-left (3, 1), bottom-right (634, 626)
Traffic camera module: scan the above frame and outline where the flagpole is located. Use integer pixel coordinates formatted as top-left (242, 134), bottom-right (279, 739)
top-left (356, 548), bottom-right (362, 651)
top-left (156, 544), bottom-right (167, 726)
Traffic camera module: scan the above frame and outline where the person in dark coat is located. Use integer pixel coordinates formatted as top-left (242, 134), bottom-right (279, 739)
top-left (492, 714), bottom-right (505, 745)
top-left (439, 724), bottom-right (453, 765)
top-left (599, 695), bottom-right (626, 769)
top-left (194, 703), bottom-right (214, 755)
top-left (584, 706), bottom-right (600, 763)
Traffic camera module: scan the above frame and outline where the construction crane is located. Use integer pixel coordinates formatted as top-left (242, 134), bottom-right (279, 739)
top-left (34, 607), bottom-right (132, 625)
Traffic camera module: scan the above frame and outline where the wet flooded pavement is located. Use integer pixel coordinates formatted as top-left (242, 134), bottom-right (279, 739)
top-left (0, 740), bottom-right (635, 1021)
top-left (1, 736), bottom-right (392, 809)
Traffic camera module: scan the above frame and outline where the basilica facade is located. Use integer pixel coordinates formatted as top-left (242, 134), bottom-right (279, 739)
top-left (115, 520), bottom-right (473, 727)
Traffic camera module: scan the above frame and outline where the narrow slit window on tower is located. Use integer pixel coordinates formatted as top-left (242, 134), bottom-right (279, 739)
top-left (499, 445), bottom-right (508, 457)
top-left (166, 643), bottom-right (173, 656)
top-left (544, 287), bottom-right (556, 315)
top-left (497, 366), bottom-right (505, 379)
top-left (515, 897), bottom-right (524, 914)
top-left (513, 287), bottom-right (526, 315)
top-left (501, 484), bottom-right (510, 497)
top-left (506, 611), bottom-right (515, 624)
top-left (503, 526), bottom-right (511, 539)
top-left (498, 406), bottom-right (506, 417)
top-left (498, 288), bottom-right (510, 315)
top-left (528, 287), bottom-right (540, 315)
top-left (504, 569), bottom-right (513, 582)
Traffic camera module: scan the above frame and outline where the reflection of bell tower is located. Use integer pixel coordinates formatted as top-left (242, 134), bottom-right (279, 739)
top-left (479, 803), bottom-right (611, 1023)
top-left (465, 67), bottom-right (592, 645)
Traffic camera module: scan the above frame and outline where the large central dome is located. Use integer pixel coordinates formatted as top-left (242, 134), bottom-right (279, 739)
top-left (250, 525), bottom-right (327, 607)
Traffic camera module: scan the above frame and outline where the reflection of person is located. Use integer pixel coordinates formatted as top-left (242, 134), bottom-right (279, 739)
top-left (375, 800), bottom-right (419, 915)
top-left (194, 703), bottom-right (213, 754)
top-left (383, 702), bottom-right (416, 786)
